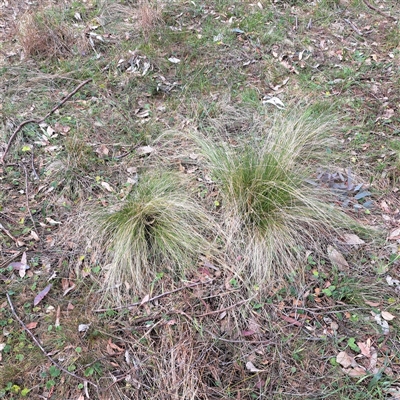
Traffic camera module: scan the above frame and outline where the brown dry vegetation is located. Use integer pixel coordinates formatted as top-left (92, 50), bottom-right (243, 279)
top-left (0, 0), bottom-right (400, 399)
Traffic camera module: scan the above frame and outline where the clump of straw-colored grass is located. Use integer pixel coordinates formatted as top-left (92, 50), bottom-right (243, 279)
top-left (198, 108), bottom-right (364, 284)
top-left (95, 171), bottom-right (213, 300)
top-left (17, 7), bottom-right (84, 60)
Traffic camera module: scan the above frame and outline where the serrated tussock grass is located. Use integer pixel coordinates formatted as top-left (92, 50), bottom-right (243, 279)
top-left (94, 171), bottom-right (214, 301)
top-left (198, 107), bottom-right (367, 285)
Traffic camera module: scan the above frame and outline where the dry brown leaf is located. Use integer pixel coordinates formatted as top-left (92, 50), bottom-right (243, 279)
top-left (30, 230), bottom-right (40, 242)
top-left (101, 181), bottom-right (114, 192)
top-left (279, 313), bottom-right (303, 327)
top-left (140, 294), bottom-right (150, 305)
top-left (108, 339), bottom-right (124, 352)
top-left (54, 122), bottom-right (71, 135)
top-left (367, 348), bottom-right (378, 372)
top-left (388, 228), bottom-right (400, 240)
top-left (357, 341), bottom-right (371, 358)
top-left (365, 300), bottom-right (380, 307)
top-left (343, 234), bottom-right (365, 245)
top-left (342, 366), bottom-right (367, 377)
top-left (381, 311), bottom-right (395, 321)
top-left (246, 361), bottom-right (263, 372)
top-left (137, 145), bottom-right (154, 155)
top-left (33, 284), bottom-right (52, 306)
top-left (248, 317), bottom-right (261, 334)
top-left (336, 351), bottom-right (354, 368)
top-left (61, 278), bottom-right (69, 292)
top-left (96, 144), bottom-right (109, 158)
top-left (327, 245), bottom-right (349, 270)
top-left (330, 321), bottom-right (339, 332)
top-left (26, 322), bottom-right (38, 329)
top-left (55, 305), bottom-right (61, 327)
top-left (63, 282), bottom-right (76, 296)
top-left (380, 200), bottom-right (391, 213)
top-left (382, 109), bottom-right (395, 120)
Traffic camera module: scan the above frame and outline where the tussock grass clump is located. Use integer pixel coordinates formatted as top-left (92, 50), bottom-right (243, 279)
top-left (17, 8), bottom-right (84, 59)
top-left (44, 134), bottom-right (98, 200)
top-left (95, 171), bottom-right (213, 299)
top-left (136, 0), bottom-right (163, 36)
top-left (198, 108), bottom-right (362, 284)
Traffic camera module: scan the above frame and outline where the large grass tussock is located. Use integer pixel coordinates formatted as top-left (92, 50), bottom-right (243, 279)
top-left (198, 108), bottom-right (361, 284)
top-left (94, 171), bottom-right (213, 300)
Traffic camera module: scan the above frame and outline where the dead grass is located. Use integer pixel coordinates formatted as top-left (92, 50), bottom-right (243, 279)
top-left (17, 7), bottom-right (85, 60)
top-left (136, 0), bottom-right (163, 37)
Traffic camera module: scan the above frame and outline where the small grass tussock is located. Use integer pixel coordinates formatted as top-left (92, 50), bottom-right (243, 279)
top-left (135, 0), bottom-right (163, 37)
top-left (92, 170), bottom-right (215, 301)
top-left (44, 134), bottom-right (98, 199)
top-left (17, 7), bottom-right (86, 60)
top-left (197, 107), bottom-right (365, 285)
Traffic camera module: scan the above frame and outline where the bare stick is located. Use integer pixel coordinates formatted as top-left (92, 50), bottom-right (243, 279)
top-left (344, 19), bottom-right (363, 36)
top-left (21, 163), bottom-right (39, 238)
top-left (0, 251), bottom-right (21, 269)
top-left (94, 279), bottom-right (213, 312)
top-left (31, 151), bottom-right (39, 180)
top-left (6, 293), bottom-right (98, 390)
top-left (0, 222), bottom-right (18, 243)
top-left (363, 0), bottom-right (397, 21)
top-left (1, 79), bottom-right (92, 163)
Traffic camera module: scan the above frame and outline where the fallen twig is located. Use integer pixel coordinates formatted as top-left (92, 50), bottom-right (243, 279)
top-left (363, 0), bottom-right (397, 21)
top-left (21, 163), bottom-right (39, 239)
top-left (344, 18), bottom-right (363, 36)
top-left (104, 369), bottom-right (152, 392)
top-left (1, 79), bottom-right (92, 163)
top-left (0, 222), bottom-right (18, 243)
top-left (30, 151), bottom-right (39, 180)
top-left (94, 279), bottom-right (213, 312)
top-left (6, 293), bottom-right (98, 390)
top-left (0, 251), bottom-right (21, 269)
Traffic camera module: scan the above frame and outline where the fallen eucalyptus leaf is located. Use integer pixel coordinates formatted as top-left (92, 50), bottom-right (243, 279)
top-left (101, 181), bottom-right (114, 192)
top-left (381, 311), bottom-right (395, 321)
top-left (34, 284), bottom-right (52, 306)
top-left (336, 351), bottom-right (354, 368)
top-left (246, 361), bottom-right (263, 373)
top-left (343, 234), bottom-right (365, 245)
top-left (327, 245), bottom-right (349, 270)
top-left (262, 96), bottom-right (285, 109)
top-left (137, 146), bottom-right (154, 156)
